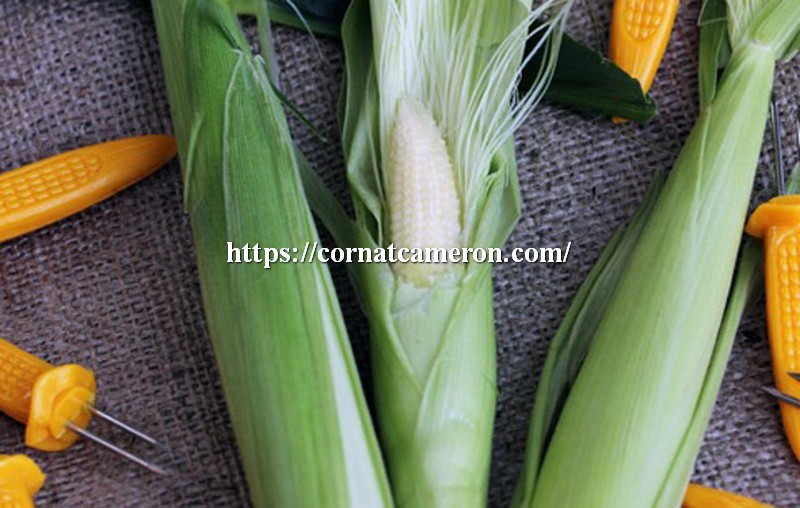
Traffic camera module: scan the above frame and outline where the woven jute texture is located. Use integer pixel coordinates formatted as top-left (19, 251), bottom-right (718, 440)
top-left (0, 0), bottom-right (798, 506)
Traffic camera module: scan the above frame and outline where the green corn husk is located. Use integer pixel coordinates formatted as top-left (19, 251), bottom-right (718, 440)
top-left (151, 1), bottom-right (392, 506)
top-left (513, 1), bottom-right (800, 507)
top-left (299, 0), bottom-right (570, 506)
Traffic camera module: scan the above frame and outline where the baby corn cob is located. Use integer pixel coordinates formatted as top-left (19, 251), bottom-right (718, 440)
top-left (388, 99), bottom-right (461, 286)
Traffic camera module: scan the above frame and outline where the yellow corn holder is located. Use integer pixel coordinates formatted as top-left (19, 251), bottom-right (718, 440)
top-left (609, 0), bottom-right (679, 103)
top-left (0, 339), bottom-right (95, 452)
top-left (0, 135), bottom-right (176, 242)
top-left (746, 195), bottom-right (800, 460)
top-left (0, 338), bottom-right (165, 474)
top-left (0, 455), bottom-right (45, 508)
top-left (683, 483), bottom-right (772, 508)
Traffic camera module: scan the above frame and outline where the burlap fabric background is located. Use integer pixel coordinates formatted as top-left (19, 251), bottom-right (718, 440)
top-left (0, 0), bottom-right (798, 506)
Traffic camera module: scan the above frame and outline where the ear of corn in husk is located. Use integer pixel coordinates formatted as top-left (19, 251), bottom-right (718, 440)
top-left (151, 1), bottom-right (393, 506)
top-left (296, 0), bottom-right (574, 506)
top-left (513, 1), bottom-right (800, 507)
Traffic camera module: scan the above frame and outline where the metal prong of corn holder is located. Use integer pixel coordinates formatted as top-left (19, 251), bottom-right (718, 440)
top-left (67, 405), bottom-right (169, 476)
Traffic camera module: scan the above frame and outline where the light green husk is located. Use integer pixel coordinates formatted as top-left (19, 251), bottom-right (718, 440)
top-left (513, 0), bottom-right (800, 507)
top-left (299, 0), bottom-right (571, 506)
top-left (151, 1), bottom-right (393, 506)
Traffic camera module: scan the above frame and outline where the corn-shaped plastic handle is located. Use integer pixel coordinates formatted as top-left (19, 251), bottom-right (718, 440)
top-left (609, 0), bottom-right (680, 94)
top-left (683, 483), bottom-right (772, 508)
top-left (0, 455), bottom-right (45, 508)
top-left (0, 135), bottom-right (176, 243)
top-left (746, 196), bottom-right (800, 461)
top-left (0, 339), bottom-right (95, 451)
top-left (0, 341), bottom-right (51, 424)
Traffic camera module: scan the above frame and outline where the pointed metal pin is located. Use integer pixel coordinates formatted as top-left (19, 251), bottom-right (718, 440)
top-left (796, 117), bottom-right (800, 155)
top-left (796, 118), bottom-right (799, 151)
top-left (795, 115), bottom-right (800, 174)
top-left (67, 422), bottom-right (169, 476)
top-left (87, 406), bottom-right (162, 448)
top-left (770, 98), bottom-right (786, 195)
top-left (762, 386), bottom-right (800, 409)
top-left (788, 372), bottom-right (800, 383)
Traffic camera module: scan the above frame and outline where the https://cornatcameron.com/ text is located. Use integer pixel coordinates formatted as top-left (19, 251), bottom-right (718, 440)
top-left (225, 241), bottom-right (572, 269)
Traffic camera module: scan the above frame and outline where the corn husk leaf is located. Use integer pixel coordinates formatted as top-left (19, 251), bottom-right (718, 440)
top-left (514, 0), bottom-right (800, 506)
top-left (151, 1), bottom-right (392, 506)
top-left (698, 0), bottom-right (730, 109)
top-left (512, 171), bottom-right (667, 506)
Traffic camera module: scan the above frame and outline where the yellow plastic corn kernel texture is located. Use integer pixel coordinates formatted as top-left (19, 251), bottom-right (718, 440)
top-left (747, 197), bottom-right (800, 461)
top-left (0, 135), bottom-right (176, 243)
top-left (609, 0), bottom-right (680, 94)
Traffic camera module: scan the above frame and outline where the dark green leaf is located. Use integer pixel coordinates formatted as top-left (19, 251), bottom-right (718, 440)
top-left (521, 22), bottom-right (657, 122)
top-left (267, 0), bottom-right (345, 37)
